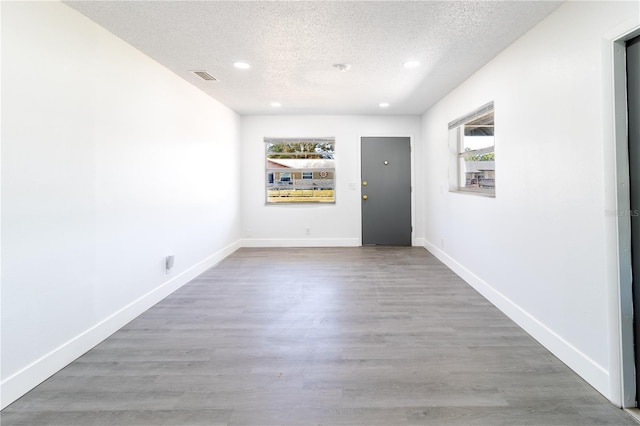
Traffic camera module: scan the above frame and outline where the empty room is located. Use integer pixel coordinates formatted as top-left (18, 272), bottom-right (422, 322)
top-left (2, 0), bottom-right (640, 425)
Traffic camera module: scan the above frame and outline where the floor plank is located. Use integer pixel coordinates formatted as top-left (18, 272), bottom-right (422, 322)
top-left (2, 247), bottom-right (636, 425)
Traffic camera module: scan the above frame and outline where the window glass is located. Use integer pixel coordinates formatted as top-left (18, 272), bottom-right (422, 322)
top-left (449, 104), bottom-right (495, 196)
top-left (265, 138), bottom-right (335, 203)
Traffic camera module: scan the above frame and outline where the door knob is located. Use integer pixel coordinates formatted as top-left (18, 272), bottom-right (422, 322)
top-left (362, 195), bottom-right (368, 200)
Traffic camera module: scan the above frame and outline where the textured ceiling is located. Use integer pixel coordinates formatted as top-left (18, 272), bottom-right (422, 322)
top-left (65, 1), bottom-right (563, 115)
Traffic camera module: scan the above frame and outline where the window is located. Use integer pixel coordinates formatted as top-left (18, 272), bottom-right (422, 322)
top-left (279, 172), bottom-right (291, 182)
top-left (449, 102), bottom-right (495, 196)
top-left (265, 137), bottom-right (335, 203)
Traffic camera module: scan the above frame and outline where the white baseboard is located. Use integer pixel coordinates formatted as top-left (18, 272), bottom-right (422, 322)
top-left (241, 238), bottom-right (360, 247)
top-left (423, 239), bottom-right (611, 400)
top-left (4, 239), bottom-right (611, 408)
top-left (414, 237), bottom-right (426, 247)
top-left (0, 240), bottom-right (241, 409)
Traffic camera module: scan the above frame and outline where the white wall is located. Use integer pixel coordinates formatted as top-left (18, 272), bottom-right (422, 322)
top-left (1, 1), bottom-right (242, 408)
top-left (241, 115), bottom-right (422, 247)
top-left (421, 0), bottom-right (639, 405)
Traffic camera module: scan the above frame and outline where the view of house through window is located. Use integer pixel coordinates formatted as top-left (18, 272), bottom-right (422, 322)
top-left (449, 102), bottom-right (495, 196)
top-left (265, 137), bottom-right (335, 203)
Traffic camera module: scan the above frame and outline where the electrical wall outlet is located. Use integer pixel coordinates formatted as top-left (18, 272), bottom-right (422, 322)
top-left (305, 227), bottom-right (311, 236)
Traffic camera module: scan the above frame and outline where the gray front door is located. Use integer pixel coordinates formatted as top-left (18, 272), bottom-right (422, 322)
top-left (627, 34), bottom-right (640, 404)
top-left (361, 137), bottom-right (411, 245)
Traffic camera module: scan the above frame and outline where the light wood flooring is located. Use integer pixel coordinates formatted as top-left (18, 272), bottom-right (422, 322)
top-left (2, 247), bottom-right (637, 425)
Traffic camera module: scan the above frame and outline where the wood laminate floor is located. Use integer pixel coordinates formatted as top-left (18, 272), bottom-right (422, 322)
top-left (1, 247), bottom-right (637, 425)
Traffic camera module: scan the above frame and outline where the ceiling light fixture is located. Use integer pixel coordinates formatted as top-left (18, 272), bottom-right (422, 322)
top-left (403, 60), bottom-right (421, 69)
top-left (333, 63), bottom-right (351, 72)
top-left (379, 102), bottom-right (390, 108)
top-left (270, 102), bottom-right (282, 108)
top-left (233, 61), bottom-right (251, 70)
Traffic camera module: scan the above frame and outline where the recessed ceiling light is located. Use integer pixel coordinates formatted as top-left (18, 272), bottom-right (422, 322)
top-left (270, 102), bottom-right (281, 107)
top-left (403, 60), bottom-right (421, 69)
top-left (233, 61), bottom-right (251, 70)
top-left (379, 102), bottom-right (390, 108)
top-left (333, 63), bottom-right (351, 72)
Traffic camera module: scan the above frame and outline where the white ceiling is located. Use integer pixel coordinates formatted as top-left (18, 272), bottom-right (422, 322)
top-left (66, 1), bottom-right (563, 115)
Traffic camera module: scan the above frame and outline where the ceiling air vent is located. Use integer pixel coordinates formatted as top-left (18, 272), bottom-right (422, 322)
top-left (191, 70), bottom-right (218, 81)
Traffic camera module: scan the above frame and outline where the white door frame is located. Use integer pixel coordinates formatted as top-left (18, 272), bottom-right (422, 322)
top-left (610, 22), bottom-right (640, 408)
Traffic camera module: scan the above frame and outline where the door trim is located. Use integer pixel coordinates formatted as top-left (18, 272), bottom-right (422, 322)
top-left (612, 23), bottom-right (640, 408)
top-left (358, 134), bottom-right (415, 246)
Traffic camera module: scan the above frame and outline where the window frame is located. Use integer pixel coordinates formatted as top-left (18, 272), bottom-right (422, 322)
top-left (448, 102), bottom-right (495, 197)
top-left (264, 137), bottom-right (336, 204)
